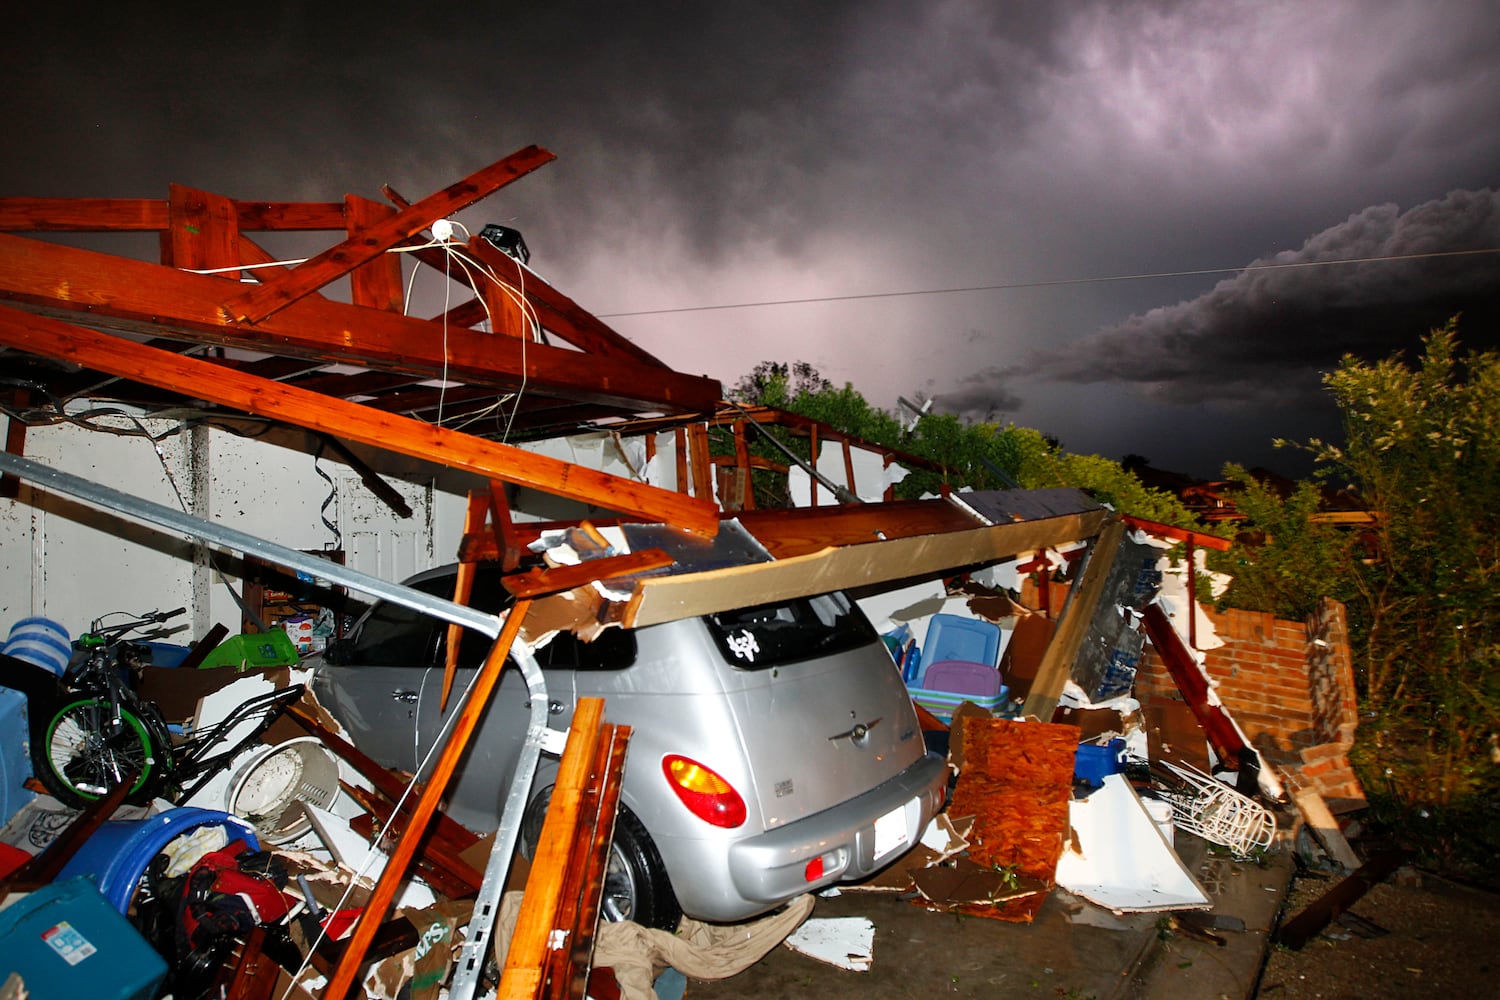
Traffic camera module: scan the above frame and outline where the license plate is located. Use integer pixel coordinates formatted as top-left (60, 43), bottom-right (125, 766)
top-left (873, 798), bottom-right (914, 861)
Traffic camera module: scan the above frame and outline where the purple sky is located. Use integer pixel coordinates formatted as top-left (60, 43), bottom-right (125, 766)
top-left (5, 1), bottom-right (1498, 478)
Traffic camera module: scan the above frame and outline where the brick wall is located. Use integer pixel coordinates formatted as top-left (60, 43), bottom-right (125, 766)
top-left (1136, 598), bottom-right (1366, 811)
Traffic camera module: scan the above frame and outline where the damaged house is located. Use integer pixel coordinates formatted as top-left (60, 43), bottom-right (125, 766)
top-left (0, 149), bottom-right (1363, 1000)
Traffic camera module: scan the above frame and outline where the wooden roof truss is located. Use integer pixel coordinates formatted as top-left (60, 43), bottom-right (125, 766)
top-left (0, 146), bottom-right (722, 532)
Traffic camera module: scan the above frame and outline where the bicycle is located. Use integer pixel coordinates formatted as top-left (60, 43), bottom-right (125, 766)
top-left (28, 608), bottom-right (305, 810)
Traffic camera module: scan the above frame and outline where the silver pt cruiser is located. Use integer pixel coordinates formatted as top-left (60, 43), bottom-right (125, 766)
top-left (311, 563), bottom-right (946, 929)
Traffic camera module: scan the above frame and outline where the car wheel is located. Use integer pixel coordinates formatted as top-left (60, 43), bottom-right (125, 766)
top-left (520, 789), bottom-right (682, 932)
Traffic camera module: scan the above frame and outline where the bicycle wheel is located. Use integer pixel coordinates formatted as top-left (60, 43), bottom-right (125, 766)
top-left (35, 697), bottom-right (159, 808)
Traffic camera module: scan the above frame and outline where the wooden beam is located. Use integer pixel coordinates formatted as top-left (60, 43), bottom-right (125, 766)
top-left (550, 722), bottom-right (629, 1000)
top-left (168, 184), bottom-right (240, 277)
top-left (687, 423), bottom-right (713, 501)
top-left (627, 507), bottom-right (1109, 628)
top-left (733, 420), bottom-right (753, 511)
top-left (1007, 516), bottom-right (1124, 724)
top-left (1274, 848), bottom-right (1409, 950)
top-left (443, 490), bottom-right (490, 710)
top-left (229, 147), bottom-right (556, 322)
top-left (0, 198), bottom-right (169, 231)
top-left (1, 390), bottom-right (27, 500)
top-left (345, 195), bottom-right (405, 313)
top-left (325, 601), bottom-right (532, 1000)
top-left (0, 307), bottom-right (722, 535)
top-left (0, 232), bottom-right (724, 415)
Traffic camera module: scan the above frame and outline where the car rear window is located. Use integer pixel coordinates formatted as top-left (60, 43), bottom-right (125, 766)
top-left (705, 592), bottom-right (877, 670)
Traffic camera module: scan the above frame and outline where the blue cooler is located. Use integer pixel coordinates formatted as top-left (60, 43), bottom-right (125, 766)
top-left (0, 875), bottom-right (167, 1000)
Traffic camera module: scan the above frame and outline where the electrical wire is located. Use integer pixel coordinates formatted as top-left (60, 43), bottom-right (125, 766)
top-left (595, 246), bottom-right (1500, 319)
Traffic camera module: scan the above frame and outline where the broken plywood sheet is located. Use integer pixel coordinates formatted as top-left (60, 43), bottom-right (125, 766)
top-left (1054, 772), bottom-right (1211, 912)
top-left (941, 718), bottom-right (1077, 922)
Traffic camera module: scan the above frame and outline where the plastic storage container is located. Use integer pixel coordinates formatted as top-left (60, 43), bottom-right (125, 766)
top-left (906, 659), bottom-right (1010, 722)
top-left (918, 614), bottom-right (1002, 684)
top-left (1074, 738), bottom-right (1126, 787)
top-left (0, 686), bottom-right (36, 823)
top-left (0, 875), bottom-right (167, 1000)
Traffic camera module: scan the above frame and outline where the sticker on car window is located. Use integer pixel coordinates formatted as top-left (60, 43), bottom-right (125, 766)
top-left (725, 629), bottom-right (760, 661)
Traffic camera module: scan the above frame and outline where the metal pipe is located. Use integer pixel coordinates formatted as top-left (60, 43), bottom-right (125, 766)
top-left (0, 451), bottom-right (498, 636)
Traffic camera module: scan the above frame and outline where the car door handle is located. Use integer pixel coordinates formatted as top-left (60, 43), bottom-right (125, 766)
top-left (392, 689), bottom-right (419, 703)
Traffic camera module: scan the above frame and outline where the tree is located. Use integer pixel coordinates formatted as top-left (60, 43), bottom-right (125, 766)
top-left (1295, 320), bottom-right (1499, 807)
top-left (1213, 465), bottom-right (1358, 620)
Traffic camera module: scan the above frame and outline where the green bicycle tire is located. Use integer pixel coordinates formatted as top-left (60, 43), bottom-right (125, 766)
top-left (36, 697), bottom-right (159, 808)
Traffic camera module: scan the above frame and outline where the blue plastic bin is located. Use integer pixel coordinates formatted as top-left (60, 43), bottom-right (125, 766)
top-left (1074, 738), bottom-right (1126, 787)
top-left (57, 807), bottom-right (259, 913)
top-left (919, 614), bottom-right (1002, 684)
top-left (0, 687), bottom-right (36, 825)
top-left (0, 875), bottom-right (167, 1000)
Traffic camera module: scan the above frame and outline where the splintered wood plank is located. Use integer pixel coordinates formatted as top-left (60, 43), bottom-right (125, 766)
top-left (228, 146), bottom-right (556, 322)
top-left (0, 308), bottom-right (721, 535)
top-left (346, 195), bottom-right (404, 313)
top-left (0, 232), bottom-right (723, 414)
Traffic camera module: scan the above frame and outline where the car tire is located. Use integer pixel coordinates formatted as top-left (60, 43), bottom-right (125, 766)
top-left (520, 788), bottom-right (682, 932)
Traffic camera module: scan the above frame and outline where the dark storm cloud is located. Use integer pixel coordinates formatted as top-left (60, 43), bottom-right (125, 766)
top-left (997, 188), bottom-right (1500, 407)
top-left (4, 1), bottom-right (1499, 474)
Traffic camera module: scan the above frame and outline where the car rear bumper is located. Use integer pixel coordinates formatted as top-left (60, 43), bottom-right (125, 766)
top-left (660, 752), bottom-right (946, 922)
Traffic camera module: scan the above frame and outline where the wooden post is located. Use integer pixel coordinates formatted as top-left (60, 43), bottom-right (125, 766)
top-left (443, 489), bottom-right (493, 709)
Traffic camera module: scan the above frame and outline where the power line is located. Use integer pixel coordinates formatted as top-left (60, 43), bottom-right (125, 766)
top-left (596, 247), bottom-right (1500, 319)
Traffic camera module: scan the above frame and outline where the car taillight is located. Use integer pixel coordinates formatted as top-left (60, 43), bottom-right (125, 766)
top-left (662, 754), bottom-right (747, 828)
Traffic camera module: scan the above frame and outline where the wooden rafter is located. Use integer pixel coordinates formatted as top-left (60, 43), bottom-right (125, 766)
top-left (0, 232), bottom-right (722, 414)
top-left (226, 146), bottom-right (556, 322)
